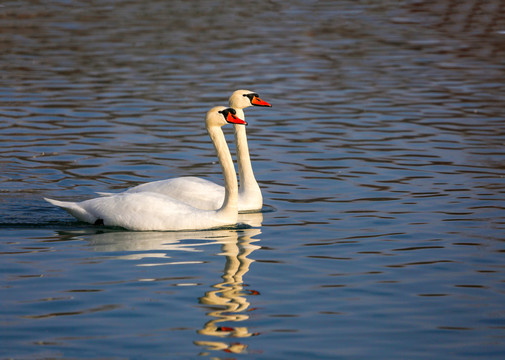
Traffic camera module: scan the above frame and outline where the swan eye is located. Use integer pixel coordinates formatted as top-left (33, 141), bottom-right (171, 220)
top-left (244, 93), bottom-right (259, 102)
top-left (219, 109), bottom-right (235, 118)
top-left (219, 109), bottom-right (232, 114)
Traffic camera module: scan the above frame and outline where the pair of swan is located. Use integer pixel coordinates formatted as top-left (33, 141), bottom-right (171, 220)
top-left (45, 90), bottom-right (271, 231)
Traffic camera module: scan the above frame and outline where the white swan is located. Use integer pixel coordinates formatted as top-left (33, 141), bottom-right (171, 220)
top-left (99, 90), bottom-right (271, 212)
top-left (44, 107), bottom-right (246, 231)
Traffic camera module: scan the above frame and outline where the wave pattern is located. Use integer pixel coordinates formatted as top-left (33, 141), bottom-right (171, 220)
top-left (1, 0), bottom-right (505, 359)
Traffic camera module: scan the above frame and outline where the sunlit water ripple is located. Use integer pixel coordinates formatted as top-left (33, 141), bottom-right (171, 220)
top-left (1, 0), bottom-right (505, 359)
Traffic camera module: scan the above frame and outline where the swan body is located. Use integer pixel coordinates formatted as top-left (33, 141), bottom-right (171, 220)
top-left (99, 90), bottom-right (271, 212)
top-left (45, 192), bottom-right (231, 231)
top-left (45, 107), bottom-right (246, 231)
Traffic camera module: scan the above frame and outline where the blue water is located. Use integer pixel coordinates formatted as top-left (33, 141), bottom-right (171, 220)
top-left (2, 0), bottom-right (505, 358)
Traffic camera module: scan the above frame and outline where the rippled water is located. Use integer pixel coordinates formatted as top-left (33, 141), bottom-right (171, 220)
top-left (2, 0), bottom-right (505, 358)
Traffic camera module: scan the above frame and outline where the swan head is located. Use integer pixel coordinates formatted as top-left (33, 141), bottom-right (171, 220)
top-left (207, 106), bottom-right (247, 128)
top-left (229, 89), bottom-right (272, 110)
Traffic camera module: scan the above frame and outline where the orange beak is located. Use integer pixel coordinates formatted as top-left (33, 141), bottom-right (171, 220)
top-left (226, 112), bottom-right (247, 125)
top-left (251, 96), bottom-right (272, 107)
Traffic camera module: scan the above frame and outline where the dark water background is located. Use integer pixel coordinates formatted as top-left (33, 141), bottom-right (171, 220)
top-left (2, 0), bottom-right (505, 358)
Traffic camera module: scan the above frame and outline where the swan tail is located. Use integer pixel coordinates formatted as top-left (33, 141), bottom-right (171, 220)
top-left (44, 197), bottom-right (95, 223)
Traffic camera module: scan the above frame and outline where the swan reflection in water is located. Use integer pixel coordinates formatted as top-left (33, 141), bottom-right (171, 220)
top-left (67, 211), bottom-right (263, 356)
top-left (194, 215), bottom-right (262, 356)
top-left (77, 212), bottom-right (263, 263)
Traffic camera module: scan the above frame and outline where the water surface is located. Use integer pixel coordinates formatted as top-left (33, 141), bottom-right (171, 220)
top-left (2, 0), bottom-right (505, 359)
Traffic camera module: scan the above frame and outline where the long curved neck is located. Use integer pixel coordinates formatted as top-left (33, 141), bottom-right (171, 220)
top-left (207, 125), bottom-right (238, 216)
top-left (232, 109), bottom-right (259, 192)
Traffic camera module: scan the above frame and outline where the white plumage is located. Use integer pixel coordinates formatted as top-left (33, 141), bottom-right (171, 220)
top-left (99, 90), bottom-right (271, 212)
top-left (45, 106), bottom-right (246, 231)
